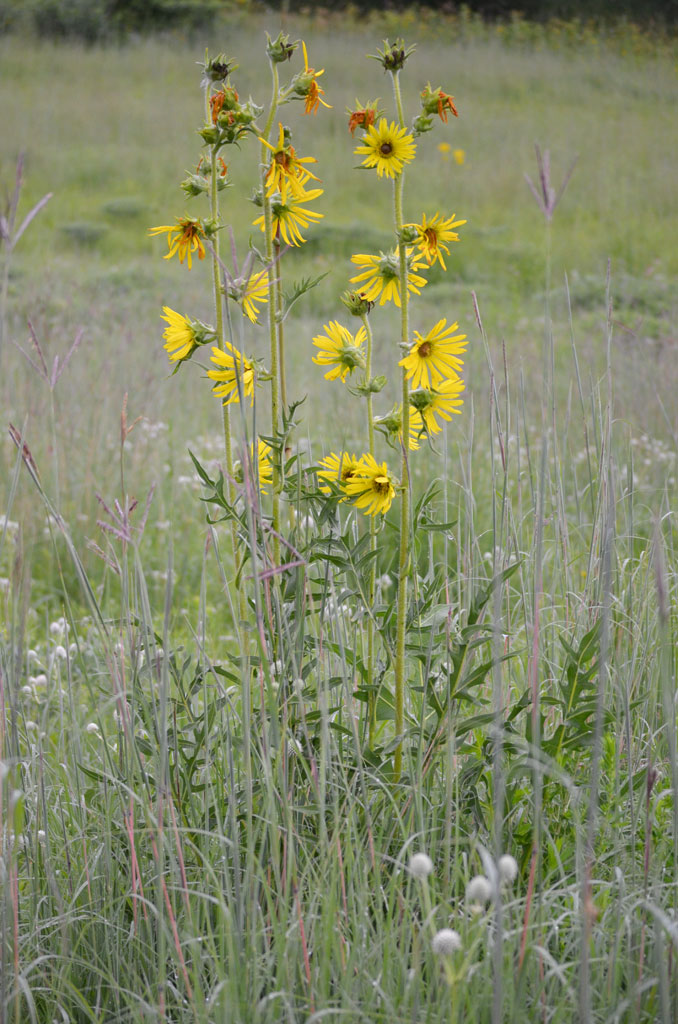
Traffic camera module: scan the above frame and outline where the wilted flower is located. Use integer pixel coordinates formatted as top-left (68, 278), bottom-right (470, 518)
top-left (347, 98), bottom-right (382, 137)
top-left (420, 83), bottom-right (459, 122)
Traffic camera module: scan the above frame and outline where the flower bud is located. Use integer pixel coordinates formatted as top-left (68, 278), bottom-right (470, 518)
top-left (409, 388), bottom-right (435, 413)
top-left (340, 290), bottom-right (373, 316)
top-left (412, 113), bottom-right (434, 136)
top-left (398, 224), bottom-right (419, 245)
top-left (371, 38), bottom-right (416, 72)
top-left (354, 375), bottom-right (387, 397)
top-left (267, 31), bottom-right (297, 64)
top-left (201, 53), bottom-right (237, 84)
top-left (198, 124), bottom-right (220, 145)
top-left (291, 70), bottom-right (315, 98)
top-left (181, 173), bottom-right (209, 198)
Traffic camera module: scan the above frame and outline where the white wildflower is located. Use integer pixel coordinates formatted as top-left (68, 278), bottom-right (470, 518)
top-left (432, 928), bottom-right (462, 955)
top-left (497, 854), bottom-right (518, 884)
top-left (466, 874), bottom-right (492, 907)
top-left (408, 852), bottom-right (434, 880)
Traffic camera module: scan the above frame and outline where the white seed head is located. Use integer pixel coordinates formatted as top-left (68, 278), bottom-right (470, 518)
top-left (432, 928), bottom-right (462, 956)
top-left (54, 645), bottom-right (67, 659)
top-left (408, 852), bottom-right (434, 880)
top-left (498, 854), bottom-right (518, 884)
top-left (466, 874), bottom-right (492, 906)
top-left (85, 722), bottom-right (100, 735)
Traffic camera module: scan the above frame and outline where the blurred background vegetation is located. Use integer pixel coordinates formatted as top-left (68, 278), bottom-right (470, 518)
top-left (1, 0), bottom-right (676, 45)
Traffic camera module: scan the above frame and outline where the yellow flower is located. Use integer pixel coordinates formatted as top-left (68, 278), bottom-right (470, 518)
top-left (160, 307), bottom-right (200, 363)
top-left (260, 122), bottom-right (320, 203)
top-left (207, 343), bottom-right (256, 405)
top-left (410, 212), bottom-right (466, 271)
top-left (148, 216), bottom-right (206, 269)
top-left (454, 149), bottom-right (465, 166)
top-left (349, 249), bottom-right (427, 308)
top-left (313, 321), bottom-right (366, 382)
top-left (354, 118), bottom-right (416, 179)
top-left (254, 439), bottom-right (273, 494)
top-left (344, 453), bottom-right (396, 517)
top-left (411, 378), bottom-right (466, 433)
top-left (399, 320), bottom-right (467, 390)
top-left (438, 142), bottom-right (451, 160)
top-left (300, 41), bottom-right (331, 115)
top-left (253, 188), bottom-right (324, 246)
top-left (239, 270), bottom-right (269, 324)
top-left (317, 451), bottom-right (362, 496)
top-left (403, 408), bottom-right (425, 450)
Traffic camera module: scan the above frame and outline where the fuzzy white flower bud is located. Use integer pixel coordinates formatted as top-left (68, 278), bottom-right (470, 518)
top-left (466, 874), bottom-right (492, 906)
top-left (432, 928), bottom-right (462, 955)
top-left (498, 854), bottom-right (518, 884)
top-left (408, 852), bottom-right (434, 880)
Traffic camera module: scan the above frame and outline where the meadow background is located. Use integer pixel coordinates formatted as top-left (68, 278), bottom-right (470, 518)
top-left (1, 5), bottom-right (678, 1021)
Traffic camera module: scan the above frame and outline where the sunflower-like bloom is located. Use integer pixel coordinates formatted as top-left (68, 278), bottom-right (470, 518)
top-left (350, 249), bottom-right (427, 308)
top-left (207, 343), bottom-right (256, 405)
top-left (344, 453), bottom-right (396, 517)
top-left (253, 188), bottom-right (324, 246)
top-left (410, 378), bottom-right (466, 433)
top-left (354, 118), bottom-right (416, 179)
top-left (317, 451), bottom-right (362, 496)
top-left (240, 270), bottom-right (269, 324)
top-left (313, 321), bottom-right (366, 382)
top-left (399, 319), bottom-right (467, 390)
top-left (420, 83), bottom-right (459, 122)
top-left (148, 216), bottom-right (207, 269)
top-left (410, 212), bottom-right (466, 271)
top-left (160, 307), bottom-right (198, 363)
top-left (261, 123), bottom-right (320, 203)
top-left (160, 307), bottom-right (214, 363)
top-left (254, 439), bottom-right (273, 493)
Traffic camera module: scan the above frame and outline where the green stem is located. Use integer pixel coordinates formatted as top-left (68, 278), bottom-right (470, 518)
top-left (205, 85), bottom-right (243, 647)
top-left (204, 92), bottom-right (236, 501)
top-left (275, 240), bottom-right (287, 411)
top-left (361, 312), bottom-right (377, 747)
top-left (392, 69), bottom-right (410, 781)
top-left (261, 63), bottom-right (281, 568)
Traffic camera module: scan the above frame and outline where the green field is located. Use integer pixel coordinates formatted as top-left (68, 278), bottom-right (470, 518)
top-left (1, 11), bottom-right (678, 1022)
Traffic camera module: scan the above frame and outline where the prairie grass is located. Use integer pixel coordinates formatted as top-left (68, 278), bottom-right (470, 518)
top-left (1, 13), bottom-right (678, 1022)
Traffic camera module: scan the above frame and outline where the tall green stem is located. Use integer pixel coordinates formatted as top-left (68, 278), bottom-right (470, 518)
top-left (392, 70), bottom-right (409, 780)
top-left (261, 63), bottom-right (281, 568)
top-left (204, 91), bottom-right (235, 501)
top-left (205, 86), bottom-right (243, 647)
top-left (361, 312), bottom-right (377, 746)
